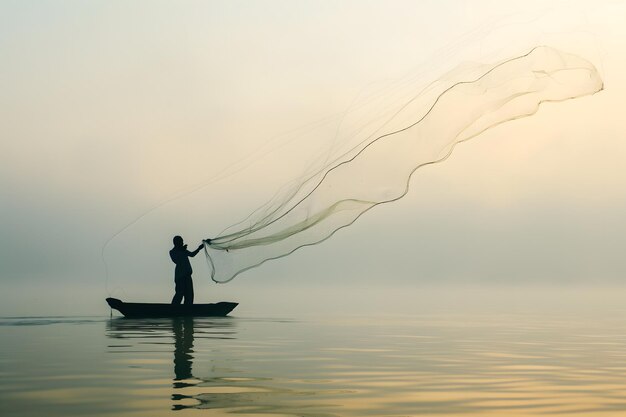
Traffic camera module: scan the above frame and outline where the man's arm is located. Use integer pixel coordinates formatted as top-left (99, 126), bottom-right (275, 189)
top-left (187, 243), bottom-right (204, 257)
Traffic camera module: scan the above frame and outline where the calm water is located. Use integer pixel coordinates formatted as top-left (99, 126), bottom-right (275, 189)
top-left (3, 305), bottom-right (626, 416)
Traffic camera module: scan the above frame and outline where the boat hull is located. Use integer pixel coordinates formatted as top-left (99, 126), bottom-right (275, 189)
top-left (106, 297), bottom-right (237, 318)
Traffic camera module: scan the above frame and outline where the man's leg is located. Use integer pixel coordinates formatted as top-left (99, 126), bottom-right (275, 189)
top-left (184, 277), bottom-right (194, 305)
top-left (172, 279), bottom-right (184, 304)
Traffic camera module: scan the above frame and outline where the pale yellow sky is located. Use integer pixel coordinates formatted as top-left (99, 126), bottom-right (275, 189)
top-left (1, 0), bottom-right (625, 314)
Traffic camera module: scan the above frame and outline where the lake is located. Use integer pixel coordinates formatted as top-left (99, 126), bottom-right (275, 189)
top-left (3, 289), bottom-right (626, 416)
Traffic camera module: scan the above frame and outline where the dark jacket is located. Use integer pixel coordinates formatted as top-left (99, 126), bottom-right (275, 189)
top-left (169, 246), bottom-right (201, 279)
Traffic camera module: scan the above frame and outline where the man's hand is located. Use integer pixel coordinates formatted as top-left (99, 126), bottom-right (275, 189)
top-left (204, 238), bottom-right (212, 244)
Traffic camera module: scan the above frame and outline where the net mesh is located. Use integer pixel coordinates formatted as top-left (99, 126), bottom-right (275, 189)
top-left (204, 46), bottom-right (603, 283)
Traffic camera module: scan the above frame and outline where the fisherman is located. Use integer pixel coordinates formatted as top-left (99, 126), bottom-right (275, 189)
top-left (169, 236), bottom-right (204, 305)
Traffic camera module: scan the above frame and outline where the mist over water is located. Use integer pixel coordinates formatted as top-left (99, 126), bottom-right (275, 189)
top-left (2, 1), bottom-right (625, 415)
top-left (205, 47), bottom-right (603, 283)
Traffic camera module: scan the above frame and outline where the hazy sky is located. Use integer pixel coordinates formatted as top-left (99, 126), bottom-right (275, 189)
top-left (2, 0), bottom-right (625, 315)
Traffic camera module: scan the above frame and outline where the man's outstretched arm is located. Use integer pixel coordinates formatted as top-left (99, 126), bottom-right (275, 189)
top-left (188, 243), bottom-right (204, 257)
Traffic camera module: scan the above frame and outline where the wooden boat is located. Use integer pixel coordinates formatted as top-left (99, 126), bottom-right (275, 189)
top-left (106, 297), bottom-right (238, 318)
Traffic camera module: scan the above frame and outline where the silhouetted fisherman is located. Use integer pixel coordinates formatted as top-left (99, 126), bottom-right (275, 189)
top-left (170, 236), bottom-right (204, 305)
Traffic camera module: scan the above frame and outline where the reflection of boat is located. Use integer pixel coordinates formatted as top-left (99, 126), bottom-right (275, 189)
top-left (106, 316), bottom-right (240, 411)
top-left (106, 297), bottom-right (238, 318)
top-left (106, 316), bottom-right (324, 415)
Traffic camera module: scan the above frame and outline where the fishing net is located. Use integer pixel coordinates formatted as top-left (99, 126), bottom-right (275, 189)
top-left (204, 46), bottom-right (603, 283)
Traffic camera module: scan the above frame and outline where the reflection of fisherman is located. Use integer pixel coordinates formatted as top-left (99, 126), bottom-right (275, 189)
top-left (173, 318), bottom-right (194, 381)
top-left (170, 236), bottom-right (203, 305)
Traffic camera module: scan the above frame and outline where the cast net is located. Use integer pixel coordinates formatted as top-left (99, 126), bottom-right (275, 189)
top-left (204, 46), bottom-right (603, 283)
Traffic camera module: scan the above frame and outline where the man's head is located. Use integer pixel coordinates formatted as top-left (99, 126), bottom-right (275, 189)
top-left (173, 235), bottom-right (184, 248)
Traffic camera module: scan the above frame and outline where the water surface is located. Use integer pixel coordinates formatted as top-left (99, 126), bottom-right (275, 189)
top-left (3, 304), bottom-right (626, 416)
